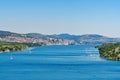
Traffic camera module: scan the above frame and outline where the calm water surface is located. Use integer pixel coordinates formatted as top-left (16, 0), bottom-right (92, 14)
top-left (0, 44), bottom-right (120, 80)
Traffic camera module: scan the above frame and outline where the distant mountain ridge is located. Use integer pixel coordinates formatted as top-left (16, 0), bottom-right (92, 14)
top-left (57, 33), bottom-right (120, 43)
top-left (0, 30), bottom-right (120, 45)
top-left (0, 30), bottom-right (21, 37)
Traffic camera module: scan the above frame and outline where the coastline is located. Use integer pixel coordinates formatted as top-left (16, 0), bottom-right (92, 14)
top-left (97, 43), bottom-right (120, 61)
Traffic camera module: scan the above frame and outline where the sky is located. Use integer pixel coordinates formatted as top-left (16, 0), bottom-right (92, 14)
top-left (0, 0), bottom-right (120, 37)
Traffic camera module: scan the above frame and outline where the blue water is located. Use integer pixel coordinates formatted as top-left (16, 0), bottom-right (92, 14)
top-left (0, 44), bottom-right (120, 80)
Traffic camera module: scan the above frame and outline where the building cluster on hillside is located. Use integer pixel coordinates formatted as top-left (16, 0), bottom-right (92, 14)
top-left (47, 38), bottom-right (75, 45)
top-left (0, 36), bottom-right (44, 43)
top-left (0, 36), bottom-right (75, 45)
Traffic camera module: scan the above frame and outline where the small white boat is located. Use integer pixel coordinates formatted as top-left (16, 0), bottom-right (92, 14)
top-left (89, 53), bottom-right (94, 57)
top-left (10, 56), bottom-right (14, 60)
top-left (10, 53), bottom-right (14, 60)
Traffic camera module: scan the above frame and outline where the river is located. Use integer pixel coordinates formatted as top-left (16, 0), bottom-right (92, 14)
top-left (0, 44), bottom-right (120, 80)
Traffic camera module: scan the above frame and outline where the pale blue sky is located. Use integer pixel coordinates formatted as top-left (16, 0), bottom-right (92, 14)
top-left (0, 0), bottom-right (120, 37)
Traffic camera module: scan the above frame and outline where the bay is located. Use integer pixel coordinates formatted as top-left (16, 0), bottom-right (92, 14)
top-left (0, 44), bottom-right (120, 80)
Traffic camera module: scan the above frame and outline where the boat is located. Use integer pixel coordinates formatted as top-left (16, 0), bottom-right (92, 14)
top-left (10, 53), bottom-right (14, 60)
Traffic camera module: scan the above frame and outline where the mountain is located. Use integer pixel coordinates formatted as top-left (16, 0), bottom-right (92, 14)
top-left (0, 30), bottom-right (120, 45)
top-left (57, 33), bottom-right (120, 44)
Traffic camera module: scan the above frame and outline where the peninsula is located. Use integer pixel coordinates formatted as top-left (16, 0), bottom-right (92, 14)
top-left (0, 42), bottom-right (42, 53)
top-left (97, 43), bottom-right (120, 61)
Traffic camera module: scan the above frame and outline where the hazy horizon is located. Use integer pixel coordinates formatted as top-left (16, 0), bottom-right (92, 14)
top-left (0, 0), bottom-right (120, 37)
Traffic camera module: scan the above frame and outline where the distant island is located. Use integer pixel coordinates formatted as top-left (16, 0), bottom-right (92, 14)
top-left (97, 43), bottom-right (120, 61)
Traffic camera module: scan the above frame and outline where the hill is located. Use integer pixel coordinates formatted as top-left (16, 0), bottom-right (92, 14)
top-left (0, 30), bottom-right (120, 45)
top-left (57, 33), bottom-right (120, 44)
top-left (0, 30), bottom-right (22, 38)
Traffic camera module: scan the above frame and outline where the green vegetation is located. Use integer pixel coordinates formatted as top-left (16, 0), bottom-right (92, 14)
top-left (97, 43), bottom-right (120, 61)
top-left (0, 42), bottom-right (28, 53)
top-left (0, 42), bottom-right (43, 53)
